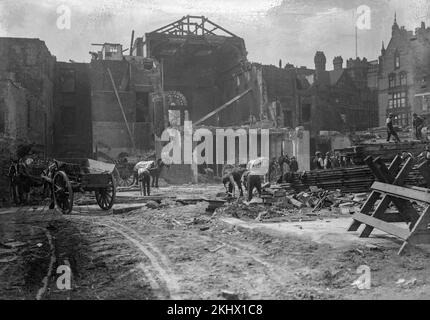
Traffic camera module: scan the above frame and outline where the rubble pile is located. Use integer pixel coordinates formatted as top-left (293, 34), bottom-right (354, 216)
top-left (216, 201), bottom-right (288, 220)
top-left (216, 185), bottom-right (368, 221)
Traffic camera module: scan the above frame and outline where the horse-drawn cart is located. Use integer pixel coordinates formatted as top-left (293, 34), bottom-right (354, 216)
top-left (46, 158), bottom-right (116, 214)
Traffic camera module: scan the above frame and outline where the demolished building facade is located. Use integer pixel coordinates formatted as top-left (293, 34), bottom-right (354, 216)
top-left (2, 15), bottom-right (429, 195)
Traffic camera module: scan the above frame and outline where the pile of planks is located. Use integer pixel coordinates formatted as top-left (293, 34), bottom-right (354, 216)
top-left (290, 165), bottom-right (425, 194)
top-left (335, 141), bottom-right (427, 164)
top-left (261, 186), bottom-right (288, 205)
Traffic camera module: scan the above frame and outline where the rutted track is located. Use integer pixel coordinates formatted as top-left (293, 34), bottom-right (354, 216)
top-left (96, 221), bottom-right (182, 299)
top-left (3, 184), bottom-right (430, 300)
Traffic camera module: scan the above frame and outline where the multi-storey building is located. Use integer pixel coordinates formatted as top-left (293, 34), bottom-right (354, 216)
top-left (377, 16), bottom-right (430, 126)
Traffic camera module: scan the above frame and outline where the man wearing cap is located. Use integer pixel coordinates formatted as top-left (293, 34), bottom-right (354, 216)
top-left (386, 113), bottom-right (400, 143)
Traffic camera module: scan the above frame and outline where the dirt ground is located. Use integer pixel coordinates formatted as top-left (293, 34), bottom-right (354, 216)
top-left (1, 184), bottom-right (429, 300)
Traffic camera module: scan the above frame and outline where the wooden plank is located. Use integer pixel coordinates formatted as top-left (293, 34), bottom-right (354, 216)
top-left (349, 157), bottom-right (401, 234)
top-left (407, 206), bottom-right (430, 243)
top-left (360, 196), bottom-right (392, 238)
top-left (392, 157), bottom-right (413, 185)
top-left (373, 159), bottom-right (419, 226)
top-left (352, 213), bottom-right (410, 240)
top-left (107, 67), bottom-right (136, 150)
top-left (371, 182), bottom-right (430, 204)
top-left (388, 155), bottom-right (403, 175)
top-left (194, 89), bottom-right (252, 125)
top-left (348, 191), bottom-right (380, 232)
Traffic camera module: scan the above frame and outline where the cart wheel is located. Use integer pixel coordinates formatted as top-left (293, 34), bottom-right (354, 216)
top-left (116, 168), bottom-right (135, 187)
top-left (121, 174), bottom-right (135, 187)
top-left (95, 174), bottom-right (116, 210)
top-left (53, 171), bottom-right (73, 214)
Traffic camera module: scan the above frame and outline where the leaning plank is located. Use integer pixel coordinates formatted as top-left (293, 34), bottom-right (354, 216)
top-left (371, 182), bottom-right (430, 204)
top-left (359, 196), bottom-right (392, 238)
top-left (352, 213), bottom-right (410, 240)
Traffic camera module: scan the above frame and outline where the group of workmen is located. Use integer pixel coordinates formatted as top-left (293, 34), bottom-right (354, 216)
top-left (222, 155), bottom-right (301, 201)
top-left (386, 113), bottom-right (427, 143)
top-left (269, 154), bottom-right (299, 183)
top-left (222, 164), bottom-right (263, 202)
top-left (311, 151), bottom-right (352, 170)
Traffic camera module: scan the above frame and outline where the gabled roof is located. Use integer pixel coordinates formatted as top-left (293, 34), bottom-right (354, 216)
top-left (148, 15), bottom-right (238, 38)
top-left (328, 69), bottom-right (344, 86)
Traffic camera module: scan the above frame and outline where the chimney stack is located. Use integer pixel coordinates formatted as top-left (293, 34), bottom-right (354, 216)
top-left (314, 51), bottom-right (326, 73)
top-left (333, 56), bottom-right (343, 70)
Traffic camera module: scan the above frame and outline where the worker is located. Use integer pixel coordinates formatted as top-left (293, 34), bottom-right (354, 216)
top-left (137, 167), bottom-right (151, 196)
top-left (246, 171), bottom-right (262, 202)
top-left (312, 152), bottom-right (323, 170)
top-left (386, 113), bottom-right (401, 143)
top-left (331, 153), bottom-right (340, 168)
top-left (222, 166), bottom-right (246, 197)
top-left (289, 156), bottom-right (299, 173)
top-left (323, 152), bottom-right (332, 169)
top-left (282, 160), bottom-right (292, 183)
top-left (245, 158), bottom-right (266, 201)
top-left (278, 153), bottom-right (289, 180)
top-left (412, 113), bottom-right (425, 140)
top-left (268, 157), bottom-right (279, 182)
top-left (418, 144), bottom-right (430, 162)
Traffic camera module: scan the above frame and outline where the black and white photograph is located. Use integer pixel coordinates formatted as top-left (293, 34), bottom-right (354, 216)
top-left (0, 0), bottom-right (430, 305)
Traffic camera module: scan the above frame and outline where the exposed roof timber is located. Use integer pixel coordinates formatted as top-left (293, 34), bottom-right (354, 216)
top-left (150, 16), bottom-right (187, 34)
top-left (148, 15), bottom-right (238, 38)
top-left (194, 88), bottom-right (252, 126)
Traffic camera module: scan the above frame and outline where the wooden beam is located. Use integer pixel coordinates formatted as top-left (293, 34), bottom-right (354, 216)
top-left (204, 17), bottom-right (239, 37)
top-left (149, 16), bottom-right (186, 34)
top-left (129, 30), bottom-right (135, 55)
top-left (107, 68), bottom-right (136, 151)
top-left (353, 213), bottom-right (410, 240)
top-left (371, 181), bottom-right (430, 203)
top-left (194, 89), bottom-right (252, 126)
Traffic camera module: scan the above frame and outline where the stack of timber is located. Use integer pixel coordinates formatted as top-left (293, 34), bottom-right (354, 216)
top-left (261, 186), bottom-right (288, 205)
top-left (335, 141), bottom-right (427, 165)
top-left (290, 165), bottom-right (426, 194)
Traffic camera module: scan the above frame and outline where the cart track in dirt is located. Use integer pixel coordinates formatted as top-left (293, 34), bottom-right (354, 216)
top-left (86, 204), bottom-right (307, 299)
top-left (96, 221), bottom-right (182, 299)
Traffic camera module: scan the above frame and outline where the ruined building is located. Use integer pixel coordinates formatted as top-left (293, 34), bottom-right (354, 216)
top-left (138, 16), bottom-right (261, 128)
top-left (377, 16), bottom-right (430, 126)
top-left (256, 51), bottom-right (378, 155)
top-left (53, 43), bottom-right (162, 160)
top-left (0, 38), bottom-right (56, 198)
top-left (1, 16), bottom-right (386, 190)
top-left (0, 38), bottom-right (56, 154)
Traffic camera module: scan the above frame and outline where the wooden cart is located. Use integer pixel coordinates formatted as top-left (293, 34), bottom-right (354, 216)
top-left (45, 159), bottom-right (116, 214)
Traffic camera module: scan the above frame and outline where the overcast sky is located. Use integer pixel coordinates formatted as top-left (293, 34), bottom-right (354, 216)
top-left (0, 0), bottom-right (429, 68)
